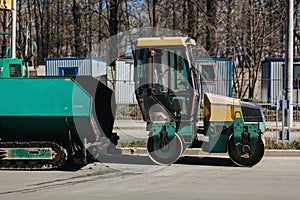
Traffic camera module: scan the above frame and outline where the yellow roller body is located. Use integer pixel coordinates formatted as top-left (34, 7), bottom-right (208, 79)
top-left (203, 93), bottom-right (242, 122)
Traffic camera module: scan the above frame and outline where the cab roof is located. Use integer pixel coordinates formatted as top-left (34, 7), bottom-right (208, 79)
top-left (136, 37), bottom-right (196, 47)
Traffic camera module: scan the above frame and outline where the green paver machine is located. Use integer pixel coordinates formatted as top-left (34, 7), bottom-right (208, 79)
top-left (0, 75), bottom-right (118, 169)
top-left (0, 2), bottom-right (119, 169)
top-left (134, 37), bottom-right (265, 166)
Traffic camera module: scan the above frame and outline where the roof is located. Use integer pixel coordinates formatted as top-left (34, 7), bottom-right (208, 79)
top-left (136, 37), bottom-right (196, 47)
top-left (262, 58), bottom-right (300, 65)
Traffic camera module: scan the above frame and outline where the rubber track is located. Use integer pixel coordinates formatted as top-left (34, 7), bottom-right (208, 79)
top-left (0, 141), bottom-right (68, 170)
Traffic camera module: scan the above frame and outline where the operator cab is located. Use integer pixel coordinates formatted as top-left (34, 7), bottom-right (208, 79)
top-left (134, 37), bottom-right (199, 125)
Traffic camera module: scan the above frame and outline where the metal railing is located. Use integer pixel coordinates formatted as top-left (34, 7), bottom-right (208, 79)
top-left (111, 77), bottom-right (300, 122)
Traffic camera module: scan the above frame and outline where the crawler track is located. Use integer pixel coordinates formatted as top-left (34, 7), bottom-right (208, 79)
top-left (0, 141), bottom-right (68, 170)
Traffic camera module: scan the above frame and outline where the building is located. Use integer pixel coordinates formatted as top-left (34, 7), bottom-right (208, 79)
top-left (45, 57), bottom-right (107, 81)
top-left (261, 58), bottom-right (300, 105)
top-left (115, 59), bottom-right (137, 104)
top-left (195, 58), bottom-right (232, 97)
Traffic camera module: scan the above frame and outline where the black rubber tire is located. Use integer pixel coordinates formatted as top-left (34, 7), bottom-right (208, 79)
top-left (147, 133), bottom-right (183, 165)
top-left (228, 135), bottom-right (264, 167)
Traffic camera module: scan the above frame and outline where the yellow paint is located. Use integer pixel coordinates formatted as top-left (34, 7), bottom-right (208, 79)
top-left (204, 93), bottom-right (242, 122)
top-left (0, 0), bottom-right (12, 11)
top-left (137, 37), bottom-right (196, 47)
top-left (235, 112), bottom-right (241, 118)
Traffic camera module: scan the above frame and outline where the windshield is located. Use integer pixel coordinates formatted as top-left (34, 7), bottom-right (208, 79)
top-left (136, 48), bottom-right (189, 93)
top-left (135, 47), bottom-right (198, 122)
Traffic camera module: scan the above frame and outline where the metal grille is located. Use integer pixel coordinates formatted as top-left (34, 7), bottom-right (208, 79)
top-left (9, 64), bottom-right (22, 77)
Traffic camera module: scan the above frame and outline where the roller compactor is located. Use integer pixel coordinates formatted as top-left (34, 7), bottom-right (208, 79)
top-left (134, 37), bottom-right (265, 166)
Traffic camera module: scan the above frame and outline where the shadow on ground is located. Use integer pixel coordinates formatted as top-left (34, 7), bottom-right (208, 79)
top-left (98, 154), bottom-right (237, 167)
top-left (97, 154), bottom-right (156, 165)
top-left (176, 156), bottom-right (237, 167)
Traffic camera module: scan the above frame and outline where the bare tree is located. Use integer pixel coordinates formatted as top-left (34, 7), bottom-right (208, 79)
top-left (206, 0), bottom-right (217, 55)
top-left (72, 0), bottom-right (84, 56)
top-left (0, 0), bottom-right (294, 100)
top-left (231, 0), bottom-right (285, 100)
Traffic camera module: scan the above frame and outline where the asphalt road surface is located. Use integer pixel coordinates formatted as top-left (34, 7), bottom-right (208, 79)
top-left (0, 155), bottom-right (299, 200)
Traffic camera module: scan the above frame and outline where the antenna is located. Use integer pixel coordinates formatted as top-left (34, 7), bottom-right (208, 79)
top-left (11, 0), bottom-right (16, 58)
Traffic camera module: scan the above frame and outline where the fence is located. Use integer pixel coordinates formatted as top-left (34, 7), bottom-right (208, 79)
top-left (231, 77), bottom-right (300, 122)
top-left (110, 58), bottom-right (300, 122)
top-left (113, 76), bottom-right (300, 122)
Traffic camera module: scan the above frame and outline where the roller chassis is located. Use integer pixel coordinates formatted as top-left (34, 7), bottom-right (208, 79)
top-left (146, 113), bottom-right (265, 167)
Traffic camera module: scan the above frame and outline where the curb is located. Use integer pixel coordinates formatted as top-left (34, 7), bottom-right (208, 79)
top-left (264, 149), bottom-right (300, 157)
top-left (120, 148), bottom-right (300, 157)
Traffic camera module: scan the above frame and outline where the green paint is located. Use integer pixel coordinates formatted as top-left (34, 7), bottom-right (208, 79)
top-left (7, 148), bottom-right (52, 160)
top-left (259, 122), bottom-right (266, 132)
top-left (150, 122), bottom-right (176, 152)
top-left (0, 78), bottom-right (91, 116)
top-left (202, 121), bottom-right (232, 153)
top-left (152, 122), bottom-right (176, 139)
top-left (233, 111), bottom-right (260, 155)
top-left (0, 77), bottom-right (92, 138)
top-left (178, 125), bottom-right (192, 136)
top-left (0, 58), bottom-right (23, 78)
top-left (148, 122), bottom-right (181, 160)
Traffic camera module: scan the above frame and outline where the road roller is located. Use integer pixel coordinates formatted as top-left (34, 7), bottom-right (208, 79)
top-left (0, 58), bottom-right (119, 169)
top-left (134, 37), bottom-right (265, 166)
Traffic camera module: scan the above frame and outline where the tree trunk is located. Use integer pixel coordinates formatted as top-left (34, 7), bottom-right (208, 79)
top-left (109, 0), bottom-right (118, 36)
top-left (152, 0), bottom-right (158, 27)
top-left (206, 0), bottom-right (217, 56)
top-left (72, 0), bottom-right (83, 57)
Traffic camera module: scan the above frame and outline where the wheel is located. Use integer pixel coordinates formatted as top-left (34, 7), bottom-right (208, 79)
top-left (228, 135), bottom-right (264, 167)
top-left (147, 132), bottom-right (183, 165)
